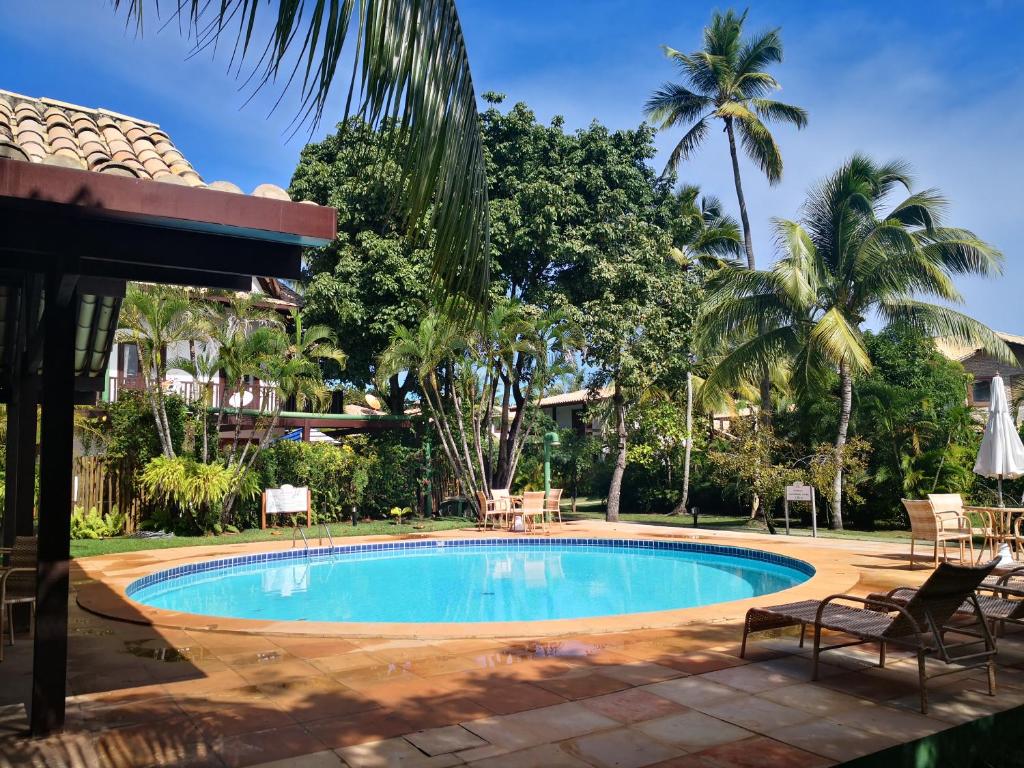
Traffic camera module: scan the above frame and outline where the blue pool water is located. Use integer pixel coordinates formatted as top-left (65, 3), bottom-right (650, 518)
top-left (127, 539), bottom-right (812, 624)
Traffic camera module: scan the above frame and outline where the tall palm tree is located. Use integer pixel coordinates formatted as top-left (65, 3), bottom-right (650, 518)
top-left (667, 185), bottom-right (743, 268)
top-left (116, 285), bottom-right (199, 459)
top-left (645, 8), bottom-right (807, 269)
top-left (698, 154), bottom-right (1010, 529)
top-left (113, 1), bottom-right (489, 310)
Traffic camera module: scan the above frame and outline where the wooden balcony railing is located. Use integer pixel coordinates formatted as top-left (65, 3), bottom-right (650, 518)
top-left (107, 377), bottom-right (280, 413)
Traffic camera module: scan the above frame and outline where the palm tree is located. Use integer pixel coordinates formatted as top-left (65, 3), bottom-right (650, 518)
top-left (113, 1), bottom-right (489, 310)
top-left (116, 285), bottom-right (199, 459)
top-left (667, 185), bottom-right (743, 269)
top-left (698, 154), bottom-right (1010, 529)
top-left (645, 8), bottom-right (807, 269)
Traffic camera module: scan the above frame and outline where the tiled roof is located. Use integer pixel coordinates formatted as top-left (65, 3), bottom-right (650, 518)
top-left (538, 386), bottom-right (614, 408)
top-left (0, 89), bottom-right (292, 200)
top-left (935, 331), bottom-right (1024, 362)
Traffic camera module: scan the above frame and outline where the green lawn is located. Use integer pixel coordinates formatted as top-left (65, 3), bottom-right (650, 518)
top-left (70, 517), bottom-right (473, 558)
top-left (561, 497), bottom-right (912, 542)
top-left (70, 497), bottom-right (913, 558)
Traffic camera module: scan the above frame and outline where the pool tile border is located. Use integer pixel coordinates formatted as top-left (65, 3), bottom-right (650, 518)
top-left (124, 537), bottom-right (816, 599)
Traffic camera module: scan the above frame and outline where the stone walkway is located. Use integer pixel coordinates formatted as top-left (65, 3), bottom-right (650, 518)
top-left (1, 523), bottom-right (1022, 767)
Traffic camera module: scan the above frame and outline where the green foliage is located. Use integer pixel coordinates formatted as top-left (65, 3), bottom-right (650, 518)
top-left (70, 506), bottom-right (126, 540)
top-left (389, 506), bottom-right (412, 526)
top-left (99, 390), bottom-right (189, 466)
top-left (140, 456), bottom-right (250, 534)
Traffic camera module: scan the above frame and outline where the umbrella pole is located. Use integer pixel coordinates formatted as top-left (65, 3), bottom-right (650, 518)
top-left (998, 475), bottom-right (1004, 508)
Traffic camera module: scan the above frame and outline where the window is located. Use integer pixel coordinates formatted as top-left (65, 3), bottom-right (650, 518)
top-left (973, 379), bottom-right (992, 403)
top-left (120, 343), bottom-right (140, 378)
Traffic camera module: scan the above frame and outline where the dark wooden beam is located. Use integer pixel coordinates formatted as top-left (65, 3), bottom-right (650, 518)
top-left (31, 275), bottom-right (76, 736)
top-left (77, 276), bottom-right (126, 299)
top-left (2, 377), bottom-right (21, 549)
top-left (14, 379), bottom-right (37, 539)
top-left (0, 158), bottom-right (336, 246)
top-left (79, 259), bottom-right (252, 291)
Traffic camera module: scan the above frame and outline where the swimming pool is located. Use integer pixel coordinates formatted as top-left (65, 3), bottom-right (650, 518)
top-left (126, 538), bottom-right (813, 624)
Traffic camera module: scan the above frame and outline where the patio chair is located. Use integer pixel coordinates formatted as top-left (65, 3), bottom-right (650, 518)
top-left (930, 493), bottom-right (998, 563)
top-left (868, 583), bottom-right (1024, 638)
top-left (544, 488), bottom-right (564, 526)
top-left (1, 536), bottom-right (37, 663)
top-left (904, 498), bottom-right (974, 568)
top-left (521, 491), bottom-right (547, 533)
top-left (474, 491), bottom-right (507, 531)
top-left (739, 559), bottom-right (999, 713)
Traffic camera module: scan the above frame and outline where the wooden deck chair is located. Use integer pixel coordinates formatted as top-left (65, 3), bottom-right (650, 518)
top-left (474, 491), bottom-right (507, 531)
top-left (904, 498), bottom-right (973, 568)
top-left (521, 491), bottom-right (546, 533)
top-left (0, 536), bottom-right (37, 663)
top-left (740, 558), bottom-right (999, 713)
top-left (544, 488), bottom-right (563, 526)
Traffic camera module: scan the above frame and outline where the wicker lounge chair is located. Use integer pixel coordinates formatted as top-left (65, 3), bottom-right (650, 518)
top-left (981, 565), bottom-right (1024, 599)
top-left (868, 584), bottom-right (1024, 637)
top-left (740, 559), bottom-right (999, 713)
top-left (904, 498), bottom-right (974, 568)
top-left (1, 536), bottom-right (37, 663)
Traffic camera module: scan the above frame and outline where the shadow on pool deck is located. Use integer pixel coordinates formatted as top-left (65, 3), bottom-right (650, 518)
top-left (3, 542), bottom-right (1024, 767)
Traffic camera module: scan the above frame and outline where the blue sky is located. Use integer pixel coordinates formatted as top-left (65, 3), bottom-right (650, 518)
top-left (2, 1), bottom-right (1022, 332)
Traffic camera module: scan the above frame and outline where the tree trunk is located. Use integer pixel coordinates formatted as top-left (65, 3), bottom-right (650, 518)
top-left (670, 372), bottom-right (693, 516)
top-left (606, 382), bottom-right (627, 522)
top-left (725, 118), bottom-right (755, 270)
top-left (832, 362), bottom-right (852, 530)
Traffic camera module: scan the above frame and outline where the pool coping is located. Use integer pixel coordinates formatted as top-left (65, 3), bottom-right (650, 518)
top-left (75, 526), bottom-right (863, 639)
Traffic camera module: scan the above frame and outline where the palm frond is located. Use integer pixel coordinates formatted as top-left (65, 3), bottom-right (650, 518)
top-left (644, 83), bottom-right (713, 128)
top-left (808, 307), bottom-right (871, 374)
top-left (733, 111), bottom-right (783, 183)
top-left (879, 299), bottom-right (1016, 365)
top-left (918, 227), bottom-right (1003, 277)
top-left (751, 98), bottom-right (808, 129)
top-left (115, 0), bottom-right (489, 313)
top-left (696, 326), bottom-right (798, 412)
top-left (663, 117), bottom-right (711, 175)
top-left (735, 27), bottom-right (783, 77)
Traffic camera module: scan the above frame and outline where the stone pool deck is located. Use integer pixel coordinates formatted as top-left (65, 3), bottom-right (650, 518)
top-left (1, 521), bottom-right (1022, 768)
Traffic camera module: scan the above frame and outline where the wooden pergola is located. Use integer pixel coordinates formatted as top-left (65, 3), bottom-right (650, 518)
top-left (0, 156), bottom-right (335, 735)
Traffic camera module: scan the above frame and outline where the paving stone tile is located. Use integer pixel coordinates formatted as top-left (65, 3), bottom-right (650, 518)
top-left (595, 662), bottom-right (684, 686)
top-left (825, 704), bottom-right (949, 740)
top-left (682, 735), bottom-right (834, 768)
top-left (210, 723), bottom-right (329, 768)
top-left (634, 710), bottom-right (753, 751)
top-left (641, 677), bottom-right (740, 708)
top-left (467, 743), bottom-right (591, 768)
top-left (337, 737), bottom-right (464, 767)
top-left (461, 702), bottom-right (618, 751)
top-left (533, 672), bottom-right (630, 700)
top-left (579, 687), bottom-right (685, 724)
top-left (692, 696), bottom-right (817, 733)
top-left (305, 710), bottom-right (414, 750)
top-left (249, 749), bottom-right (345, 768)
top-left (757, 682), bottom-right (877, 717)
top-left (461, 682), bottom-right (568, 716)
top-left (406, 725), bottom-right (488, 756)
top-left (700, 663), bottom-right (803, 694)
top-left (565, 727), bottom-right (683, 768)
top-left (769, 719), bottom-right (900, 762)
top-left (657, 651), bottom-right (749, 675)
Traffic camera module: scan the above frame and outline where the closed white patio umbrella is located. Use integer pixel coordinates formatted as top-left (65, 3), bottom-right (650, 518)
top-left (973, 373), bottom-right (1024, 506)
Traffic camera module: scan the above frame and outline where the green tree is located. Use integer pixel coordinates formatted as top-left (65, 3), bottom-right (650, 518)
top-left (116, 0), bottom-right (489, 310)
top-left (290, 119), bottom-right (432, 412)
top-left (645, 8), bottom-right (807, 269)
top-left (115, 285), bottom-right (199, 459)
top-left (699, 155), bottom-right (1009, 528)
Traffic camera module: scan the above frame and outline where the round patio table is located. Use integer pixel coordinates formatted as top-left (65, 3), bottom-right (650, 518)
top-left (965, 506), bottom-right (1024, 561)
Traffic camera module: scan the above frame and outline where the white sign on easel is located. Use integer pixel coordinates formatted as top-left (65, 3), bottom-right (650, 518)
top-left (784, 482), bottom-right (817, 537)
top-left (262, 484), bottom-right (311, 529)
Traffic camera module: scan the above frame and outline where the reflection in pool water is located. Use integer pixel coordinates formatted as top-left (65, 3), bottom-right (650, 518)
top-left (128, 541), bottom-right (812, 624)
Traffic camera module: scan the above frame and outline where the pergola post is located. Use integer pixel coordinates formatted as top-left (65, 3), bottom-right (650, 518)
top-left (30, 273), bottom-right (77, 736)
top-left (2, 390), bottom-right (21, 550)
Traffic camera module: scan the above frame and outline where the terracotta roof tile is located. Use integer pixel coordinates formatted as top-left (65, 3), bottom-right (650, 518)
top-left (0, 88), bottom-right (304, 202)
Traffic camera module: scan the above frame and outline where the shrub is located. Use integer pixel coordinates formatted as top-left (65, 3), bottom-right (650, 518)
top-left (70, 505), bottom-right (126, 539)
top-left (140, 456), bottom-right (254, 534)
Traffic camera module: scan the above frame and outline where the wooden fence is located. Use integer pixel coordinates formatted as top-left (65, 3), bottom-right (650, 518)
top-left (72, 456), bottom-right (144, 533)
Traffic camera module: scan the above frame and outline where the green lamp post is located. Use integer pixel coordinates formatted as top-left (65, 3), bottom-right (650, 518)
top-left (543, 430), bottom-right (561, 510)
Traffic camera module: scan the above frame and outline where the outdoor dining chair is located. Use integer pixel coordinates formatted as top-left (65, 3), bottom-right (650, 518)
top-left (1, 535), bottom-right (37, 663)
top-left (740, 558), bottom-right (1000, 714)
top-left (474, 491), bottom-right (508, 531)
top-left (930, 493), bottom-right (998, 563)
top-left (544, 488), bottom-right (563, 526)
top-left (904, 498), bottom-right (974, 568)
top-left (521, 491), bottom-right (547, 533)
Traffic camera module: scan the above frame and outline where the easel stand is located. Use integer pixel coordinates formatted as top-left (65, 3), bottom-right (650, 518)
top-left (784, 483), bottom-right (817, 537)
